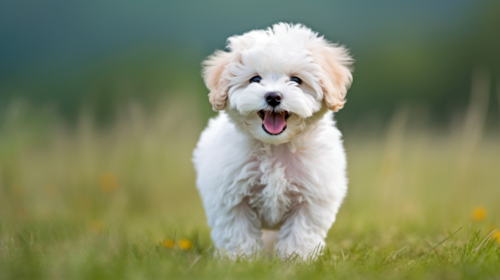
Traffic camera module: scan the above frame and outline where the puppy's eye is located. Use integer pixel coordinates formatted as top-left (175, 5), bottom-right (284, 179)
top-left (290, 76), bottom-right (302, 85)
top-left (250, 76), bottom-right (262, 83)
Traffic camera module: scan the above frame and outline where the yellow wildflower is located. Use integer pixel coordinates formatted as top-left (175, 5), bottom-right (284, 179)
top-left (491, 231), bottom-right (500, 244)
top-left (471, 206), bottom-right (487, 222)
top-left (178, 239), bottom-right (193, 250)
top-left (98, 172), bottom-right (119, 193)
top-left (162, 239), bottom-right (174, 248)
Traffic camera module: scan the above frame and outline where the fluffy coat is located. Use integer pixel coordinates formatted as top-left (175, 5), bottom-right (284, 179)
top-left (193, 23), bottom-right (353, 259)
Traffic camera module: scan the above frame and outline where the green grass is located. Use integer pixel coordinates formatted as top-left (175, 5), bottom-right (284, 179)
top-left (1, 101), bottom-right (499, 280)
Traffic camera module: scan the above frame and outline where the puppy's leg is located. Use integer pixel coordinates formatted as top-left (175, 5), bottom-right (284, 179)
top-left (261, 230), bottom-right (279, 257)
top-left (276, 201), bottom-right (340, 260)
top-left (210, 200), bottom-right (263, 258)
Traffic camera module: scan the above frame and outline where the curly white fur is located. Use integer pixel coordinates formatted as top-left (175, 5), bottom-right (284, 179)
top-left (193, 23), bottom-right (353, 259)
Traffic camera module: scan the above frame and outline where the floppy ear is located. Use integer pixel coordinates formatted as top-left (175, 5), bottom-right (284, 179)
top-left (313, 43), bottom-right (353, 112)
top-left (202, 50), bottom-right (233, 111)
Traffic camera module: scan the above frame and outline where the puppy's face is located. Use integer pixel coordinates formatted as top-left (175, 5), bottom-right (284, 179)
top-left (224, 50), bottom-right (325, 145)
top-left (203, 23), bottom-right (353, 145)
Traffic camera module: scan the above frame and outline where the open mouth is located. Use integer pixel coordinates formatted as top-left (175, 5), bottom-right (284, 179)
top-left (257, 110), bottom-right (291, 135)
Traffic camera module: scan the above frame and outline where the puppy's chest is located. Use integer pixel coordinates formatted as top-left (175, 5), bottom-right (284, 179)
top-left (246, 154), bottom-right (303, 228)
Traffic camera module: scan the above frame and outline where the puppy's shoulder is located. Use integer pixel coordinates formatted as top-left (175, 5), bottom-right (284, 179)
top-left (197, 112), bottom-right (235, 144)
top-left (193, 112), bottom-right (244, 165)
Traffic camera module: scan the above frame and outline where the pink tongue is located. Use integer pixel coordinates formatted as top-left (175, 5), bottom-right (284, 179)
top-left (263, 111), bottom-right (287, 134)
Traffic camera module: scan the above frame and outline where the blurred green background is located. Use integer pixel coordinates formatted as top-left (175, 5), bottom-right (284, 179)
top-left (1, 1), bottom-right (500, 279)
top-left (1, 0), bottom-right (499, 126)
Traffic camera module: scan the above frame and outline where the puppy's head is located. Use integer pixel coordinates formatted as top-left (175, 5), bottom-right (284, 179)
top-left (203, 23), bottom-right (353, 145)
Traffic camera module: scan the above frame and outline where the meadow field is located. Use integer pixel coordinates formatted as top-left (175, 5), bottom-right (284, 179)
top-left (0, 98), bottom-right (499, 280)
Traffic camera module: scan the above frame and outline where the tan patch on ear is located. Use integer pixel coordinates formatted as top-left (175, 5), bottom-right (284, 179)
top-left (312, 44), bottom-right (353, 112)
top-left (202, 50), bottom-right (233, 111)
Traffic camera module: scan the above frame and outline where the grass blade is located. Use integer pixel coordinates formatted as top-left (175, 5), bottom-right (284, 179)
top-left (474, 229), bottom-right (497, 253)
top-left (421, 227), bottom-right (462, 259)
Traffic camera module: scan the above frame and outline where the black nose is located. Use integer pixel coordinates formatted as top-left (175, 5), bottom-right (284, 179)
top-left (265, 92), bottom-right (282, 107)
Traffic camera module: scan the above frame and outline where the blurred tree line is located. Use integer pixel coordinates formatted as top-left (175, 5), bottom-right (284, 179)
top-left (0, 0), bottom-right (499, 127)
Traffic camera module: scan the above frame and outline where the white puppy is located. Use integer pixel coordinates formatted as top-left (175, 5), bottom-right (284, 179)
top-left (193, 23), bottom-right (353, 259)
